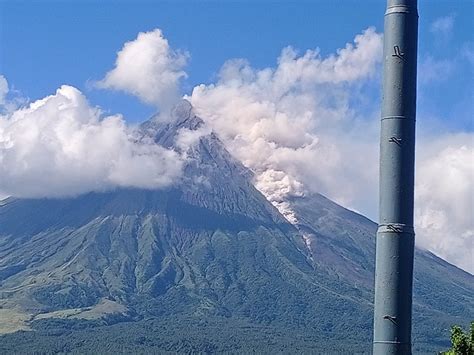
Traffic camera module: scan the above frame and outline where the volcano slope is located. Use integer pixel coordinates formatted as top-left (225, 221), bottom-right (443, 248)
top-left (0, 101), bottom-right (472, 354)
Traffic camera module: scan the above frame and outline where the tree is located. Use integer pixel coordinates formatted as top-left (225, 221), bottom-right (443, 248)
top-left (441, 322), bottom-right (474, 355)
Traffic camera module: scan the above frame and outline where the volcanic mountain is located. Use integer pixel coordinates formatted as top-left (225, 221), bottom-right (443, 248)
top-left (0, 100), bottom-right (472, 354)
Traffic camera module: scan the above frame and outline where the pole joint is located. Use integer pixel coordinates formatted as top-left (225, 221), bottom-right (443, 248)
top-left (377, 223), bottom-right (414, 235)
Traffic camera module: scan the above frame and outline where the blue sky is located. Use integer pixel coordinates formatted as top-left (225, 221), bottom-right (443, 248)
top-left (1, 0), bottom-right (472, 128)
top-left (0, 1), bottom-right (473, 272)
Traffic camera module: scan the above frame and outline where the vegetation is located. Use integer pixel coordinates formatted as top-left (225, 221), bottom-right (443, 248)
top-left (0, 315), bottom-right (370, 354)
top-left (0, 314), bottom-right (460, 354)
top-left (441, 322), bottom-right (474, 355)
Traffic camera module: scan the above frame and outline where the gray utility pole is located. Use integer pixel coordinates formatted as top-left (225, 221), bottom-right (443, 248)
top-left (373, 0), bottom-right (418, 354)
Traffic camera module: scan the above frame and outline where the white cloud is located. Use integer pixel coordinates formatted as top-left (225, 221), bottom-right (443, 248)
top-left (415, 133), bottom-right (474, 273)
top-left (254, 169), bottom-right (305, 224)
top-left (175, 125), bottom-right (211, 155)
top-left (461, 42), bottom-right (474, 67)
top-left (0, 75), bottom-right (8, 106)
top-left (0, 85), bottom-right (184, 198)
top-left (430, 15), bottom-right (455, 37)
top-left (419, 56), bottom-right (454, 84)
top-left (0, 74), bottom-right (29, 114)
top-left (97, 29), bottom-right (189, 112)
top-left (189, 27), bottom-right (382, 219)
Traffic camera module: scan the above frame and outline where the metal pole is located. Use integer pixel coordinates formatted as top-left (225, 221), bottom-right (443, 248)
top-left (373, 0), bottom-right (418, 354)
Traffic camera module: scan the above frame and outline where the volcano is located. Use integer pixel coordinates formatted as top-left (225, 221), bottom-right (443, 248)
top-left (0, 100), bottom-right (472, 354)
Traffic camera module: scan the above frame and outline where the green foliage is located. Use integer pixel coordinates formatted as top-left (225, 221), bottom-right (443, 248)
top-left (0, 313), bottom-right (463, 354)
top-left (441, 322), bottom-right (474, 355)
top-left (0, 315), bottom-right (374, 354)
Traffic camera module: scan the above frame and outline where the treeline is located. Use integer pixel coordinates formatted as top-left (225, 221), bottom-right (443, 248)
top-left (1, 315), bottom-right (370, 354)
top-left (1, 314), bottom-right (465, 354)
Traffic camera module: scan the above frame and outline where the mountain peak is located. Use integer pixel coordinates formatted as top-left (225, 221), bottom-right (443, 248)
top-left (171, 98), bottom-right (193, 123)
top-left (140, 99), bottom-right (204, 143)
